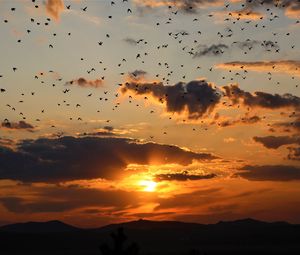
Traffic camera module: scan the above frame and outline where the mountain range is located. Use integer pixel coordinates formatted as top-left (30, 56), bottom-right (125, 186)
top-left (0, 218), bottom-right (299, 254)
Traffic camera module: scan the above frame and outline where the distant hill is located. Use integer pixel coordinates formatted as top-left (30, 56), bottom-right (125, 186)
top-left (0, 220), bottom-right (79, 233)
top-left (0, 218), bottom-right (299, 254)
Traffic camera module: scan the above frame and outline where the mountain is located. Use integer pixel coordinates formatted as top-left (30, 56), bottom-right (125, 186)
top-left (0, 220), bottom-right (79, 233)
top-left (0, 218), bottom-right (299, 254)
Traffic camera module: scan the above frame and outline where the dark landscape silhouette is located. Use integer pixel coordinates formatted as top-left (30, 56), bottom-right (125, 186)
top-left (0, 218), bottom-right (299, 255)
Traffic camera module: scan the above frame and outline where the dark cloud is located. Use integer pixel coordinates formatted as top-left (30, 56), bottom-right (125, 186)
top-left (253, 135), bottom-right (300, 149)
top-left (261, 40), bottom-right (280, 51)
top-left (232, 40), bottom-right (279, 52)
top-left (124, 38), bottom-right (138, 45)
top-left (134, 0), bottom-right (223, 13)
top-left (237, 165), bottom-right (300, 181)
top-left (79, 126), bottom-right (116, 137)
top-left (78, 131), bottom-right (118, 137)
top-left (121, 80), bottom-right (221, 119)
top-left (218, 115), bottom-right (261, 127)
top-left (66, 77), bottom-right (103, 88)
top-left (128, 70), bottom-right (148, 80)
top-left (1, 121), bottom-right (34, 131)
top-left (103, 126), bottom-right (114, 131)
top-left (223, 84), bottom-right (300, 110)
top-left (122, 79), bottom-right (300, 122)
top-left (173, 0), bottom-right (222, 12)
top-left (0, 186), bottom-right (138, 213)
top-left (232, 40), bottom-right (260, 50)
top-left (0, 136), bottom-right (217, 183)
top-left (155, 171), bottom-right (216, 181)
top-left (194, 44), bottom-right (229, 57)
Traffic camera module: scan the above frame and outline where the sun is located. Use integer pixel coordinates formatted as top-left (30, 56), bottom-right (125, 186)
top-left (139, 180), bottom-right (157, 192)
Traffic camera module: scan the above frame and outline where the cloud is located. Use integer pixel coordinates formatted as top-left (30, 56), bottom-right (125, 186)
top-left (223, 84), bottom-right (300, 110)
top-left (0, 136), bottom-right (217, 183)
top-left (237, 165), bottom-right (300, 181)
top-left (128, 70), bottom-right (148, 81)
top-left (253, 135), bottom-right (300, 161)
top-left (155, 188), bottom-right (222, 210)
top-left (78, 131), bottom-right (118, 137)
top-left (1, 121), bottom-right (34, 131)
top-left (66, 78), bottom-right (104, 88)
top-left (273, 117), bottom-right (300, 133)
top-left (124, 38), bottom-right (139, 45)
top-left (217, 115), bottom-right (261, 127)
top-left (0, 186), bottom-right (138, 213)
top-left (0, 138), bottom-right (15, 147)
top-left (232, 40), bottom-right (261, 49)
top-left (121, 79), bottom-right (300, 125)
top-left (216, 60), bottom-right (300, 77)
top-left (253, 135), bottom-right (300, 149)
top-left (231, 40), bottom-right (280, 52)
top-left (133, 0), bottom-right (224, 13)
top-left (227, 9), bottom-right (264, 20)
top-left (66, 9), bottom-right (102, 26)
top-left (194, 44), bottom-right (229, 57)
top-left (287, 147), bottom-right (300, 161)
top-left (155, 171), bottom-right (216, 181)
top-left (121, 80), bottom-right (221, 119)
top-left (45, 0), bottom-right (64, 21)
top-left (241, 0), bottom-right (300, 19)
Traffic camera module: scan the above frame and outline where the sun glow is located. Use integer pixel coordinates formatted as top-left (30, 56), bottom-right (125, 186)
top-left (139, 180), bottom-right (157, 192)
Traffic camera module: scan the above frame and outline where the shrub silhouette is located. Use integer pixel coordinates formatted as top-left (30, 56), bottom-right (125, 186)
top-left (99, 227), bottom-right (140, 255)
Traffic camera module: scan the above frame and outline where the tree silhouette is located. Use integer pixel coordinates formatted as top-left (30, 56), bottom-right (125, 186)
top-left (99, 227), bottom-right (140, 255)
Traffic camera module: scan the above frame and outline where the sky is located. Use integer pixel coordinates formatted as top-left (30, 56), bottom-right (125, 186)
top-left (0, 0), bottom-right (300, 228)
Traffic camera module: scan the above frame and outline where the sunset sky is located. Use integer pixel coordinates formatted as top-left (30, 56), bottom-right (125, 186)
top-left (0, 0), bottom-right (300, 228)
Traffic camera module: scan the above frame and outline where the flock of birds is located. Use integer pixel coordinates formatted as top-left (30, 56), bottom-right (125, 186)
top-left (0, 0), bottom-right (299, 138)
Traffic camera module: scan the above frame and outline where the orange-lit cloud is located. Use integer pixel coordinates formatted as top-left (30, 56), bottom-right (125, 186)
top-left (216, 60), bottom-right (300, 77)
top-left (45, 0), bottom-right (64, 21)
top-left (0, 138), bottom-right (15, 148)
top-left (213, 9), bottom-right (264, 22)
top-left (285, 6), bottom-right (300, 19)
top-left (228, 9), bottom-right (263, 20)
top-left (235, 0), bottom-right (300, 19)
top-left (0, 185), bottom-right (139, 213)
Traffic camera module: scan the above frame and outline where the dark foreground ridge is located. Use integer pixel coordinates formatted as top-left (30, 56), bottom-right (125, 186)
top-left (0, 218), bottom-right (299, 254)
